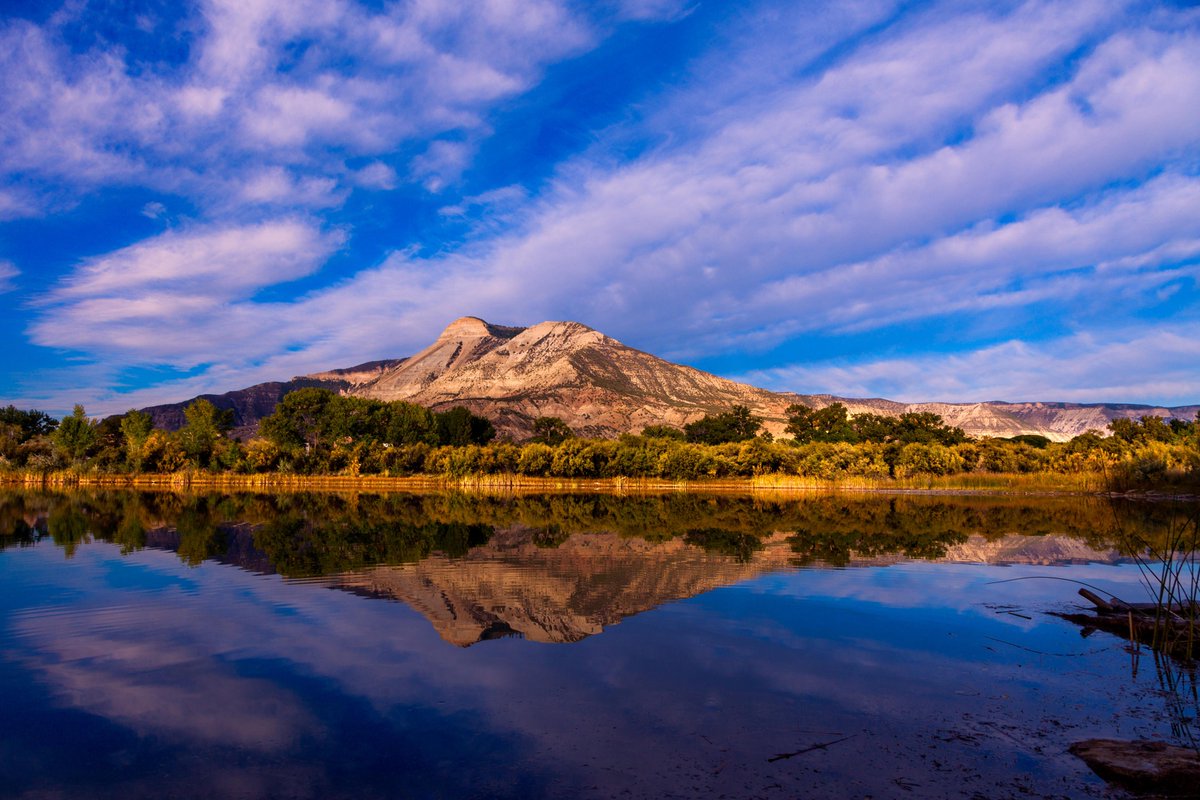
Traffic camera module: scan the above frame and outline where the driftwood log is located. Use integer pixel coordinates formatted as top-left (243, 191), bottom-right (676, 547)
top-left (1055, 589), bottom-right (1197, 661)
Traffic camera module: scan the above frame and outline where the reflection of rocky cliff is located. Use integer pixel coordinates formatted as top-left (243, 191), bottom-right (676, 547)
top-left (324, 527), bottom-right (1122, 647)
top-left (3, 489), bottom-right (1134, 647)
top-left (330, 528), bottom-right (794, 646)
top-left (939, 534), bottom-right (1122, 566)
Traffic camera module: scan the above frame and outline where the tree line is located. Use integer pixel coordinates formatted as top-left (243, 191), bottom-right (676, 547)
top-left (1, 394), bottom-right (1197, 486)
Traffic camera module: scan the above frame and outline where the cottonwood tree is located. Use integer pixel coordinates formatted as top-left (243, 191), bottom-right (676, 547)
top-left (52, 405), bottom-right (97, 463)
top-left (120, 409), bottom-right (155, 471)
top-left (531, 416), bottom-right (574, 445)
top-left (684, 405), bottom-right (761, 445)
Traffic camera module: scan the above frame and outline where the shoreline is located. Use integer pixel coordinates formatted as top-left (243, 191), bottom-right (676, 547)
top-left (2, 469), bottom-right (1195, 500)
top-left (0, 469), bottom-right (1132, 496)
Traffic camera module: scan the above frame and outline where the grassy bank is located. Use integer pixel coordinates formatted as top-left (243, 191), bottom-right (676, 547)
top-left (0, 468), bottom-right (1114, 496)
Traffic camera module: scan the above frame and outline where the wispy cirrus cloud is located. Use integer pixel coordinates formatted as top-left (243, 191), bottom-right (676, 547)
top-left (734, 327), bottom-right (1200, 407)
top-left (31, 219), bottom-right (344, 366)
top-left (0, 259), bottom-right (18, 293)
top-left (7, 0), bottom-right (1200, 412)
top-left (0, 0), bottom-right (627, 217)
top-left (233, 1), bottom-right (1196, 362)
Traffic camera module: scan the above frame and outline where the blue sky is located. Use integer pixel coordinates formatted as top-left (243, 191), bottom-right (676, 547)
top-left (1, 0), bottom-right (1198, 416)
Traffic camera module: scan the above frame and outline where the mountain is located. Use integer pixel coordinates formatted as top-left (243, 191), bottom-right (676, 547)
top-left (143, 316), bottom-right (1197, 441)
top-left (340, 316), bottom-right (807, 438)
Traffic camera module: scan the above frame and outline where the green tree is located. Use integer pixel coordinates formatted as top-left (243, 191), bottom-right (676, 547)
top-left (640, 424), bottom-right (685, 440)
top-left (120, 409), bottom-right (155, 471)
top-left (1108, 417), bottom-right (1138, 443)
top-left (261, 387), bottom-right (336, 453)
top-left (52, 405), bottom-right (97, 463)
top-left (892, 412), bottom-right (966, 445)
top-left (1135, 415), bottom-right (1174, 443)
top-left (0, 423), bottom-right (21, 462)
top-left (0, 405), bottom-right (58, 441)
top-left (178, 399), bottom-right (232, 468)
top-left (433, 407), bottom-right (495, 446)
top-left (531, 416), bottom-right (574, 445)
top-left (786, 402), bottom-right (858, 443)
top-left (684, 405), bottom-right (761, 445)
top-left (848, 413), bottom-right (899, 443)
top-left (1006, 434), bottom-right (1052, 449)
top-left (380, 401), bottom-right (437, 445)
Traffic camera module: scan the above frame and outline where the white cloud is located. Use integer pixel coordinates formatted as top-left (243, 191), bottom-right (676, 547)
top-left (31, 220), bottom-right (344, 367)
top-left (12, 0), bottom-right (1200, 411)
top-left (275, 10), bottom-right (1196, 367)
top-left (0, 0), bottom-right (607, 218)
top-left (736, 172), bottom-right (1200, 339)
top-left (0, 258), bottom-right (18, 293)
top-left (0, 186), bottom-right (37, 220)
top-left (237, 167), bottom-right (343, 208)
top-left (175, 84), bottom-right (229, 117)
top-left (612, 0), bottom-right (694, 22)
top-left (411, 139), bottom-right (475, 192)
top-left (734, 327), bottom-right (1200, 406)
top-left (352, 161), bottom-right (397, 190)
top-left (141, 201), bottom-right (168, 220)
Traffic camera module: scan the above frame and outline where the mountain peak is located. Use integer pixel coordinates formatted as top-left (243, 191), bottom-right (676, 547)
top-left (437, 316), bottom-right (524, 342)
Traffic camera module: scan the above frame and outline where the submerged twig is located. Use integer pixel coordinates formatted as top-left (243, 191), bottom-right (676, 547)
top-left (985, 575), bottom-right (1128, 599)
top-left (768, 735), bottom-right (855, 762)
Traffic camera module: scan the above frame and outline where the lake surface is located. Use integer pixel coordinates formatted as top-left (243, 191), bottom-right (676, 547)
top-left (1, 489), bottom-right (1196, 799)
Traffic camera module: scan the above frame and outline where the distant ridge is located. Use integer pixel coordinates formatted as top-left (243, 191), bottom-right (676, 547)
top-left (143, 316), bottom-right (1198, 441)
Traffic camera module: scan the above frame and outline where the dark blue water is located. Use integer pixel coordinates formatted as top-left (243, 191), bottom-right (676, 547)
top-left (0, 490), bottom-right (1193, 799)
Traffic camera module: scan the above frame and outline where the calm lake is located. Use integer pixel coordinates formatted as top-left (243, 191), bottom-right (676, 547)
top-left (0, 489), bottom-right (1196, 799)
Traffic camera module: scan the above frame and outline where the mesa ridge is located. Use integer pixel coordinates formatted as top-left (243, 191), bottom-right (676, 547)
top-left (143, 316), bottom-right (1199, 441)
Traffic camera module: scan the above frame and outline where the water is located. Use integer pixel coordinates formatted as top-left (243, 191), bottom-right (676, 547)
top-left (0, 489), bottom-right (1195, 798)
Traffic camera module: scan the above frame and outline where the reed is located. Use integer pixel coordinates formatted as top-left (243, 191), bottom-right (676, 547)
top-left (1113, 503), bottom-right (1199, 662)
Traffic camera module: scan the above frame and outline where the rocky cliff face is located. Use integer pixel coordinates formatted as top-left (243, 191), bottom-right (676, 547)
top-left (345, 317), bottom-right (802, 438)
top-left (142, 315), bottom-right (1197, 441)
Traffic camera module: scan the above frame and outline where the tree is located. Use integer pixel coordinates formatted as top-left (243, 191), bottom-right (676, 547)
top-left (1006, 434), bottom-right (1051, 449)
top-left (178, 399), bottom-right (231, 468)
top-left (52, 405), bottom-right (97, 463)
top-left (120, 409), bottom-right (155, 471)
top-left (684, 405), bottom-right (761, 445)
top-left (892, 412), bottom-right (966, 445)
top-left (261, 388), bottom-right (336, 453)
top-left (531, 416), bottom-right (574, 445)
top-left (0, 405), bottom-right (58, 441)
top-left (0, 423), bottom-right (22, 462)
top-left (640, 424), bottom-right (685, 440)
top-left (433, 407), bottom-right (495, 446)
top-left (786, 402), bottom-right (856, 443)
top-left (380, 401), bottom-right (437, 445)
top-left (1136, 415), bottom-right (1173, 443)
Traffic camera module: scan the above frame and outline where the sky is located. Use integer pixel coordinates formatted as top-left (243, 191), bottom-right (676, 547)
top-left (1, 0), bottom-right (1198, 417)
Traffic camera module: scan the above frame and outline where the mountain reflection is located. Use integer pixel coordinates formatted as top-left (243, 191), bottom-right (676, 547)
top-left (0, 489), bottom-right (1169, 646)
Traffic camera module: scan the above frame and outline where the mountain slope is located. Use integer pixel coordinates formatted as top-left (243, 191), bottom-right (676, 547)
top-left (141, 359), bottom-right (405, 439)
top-left (348, 317), bottom-right (803, 438)
top-left (143, 316), bottom-right (1198, 441)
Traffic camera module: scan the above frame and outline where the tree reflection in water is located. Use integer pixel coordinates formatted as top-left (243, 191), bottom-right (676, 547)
top-left (0, 488), bottom-right (1177, 575)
